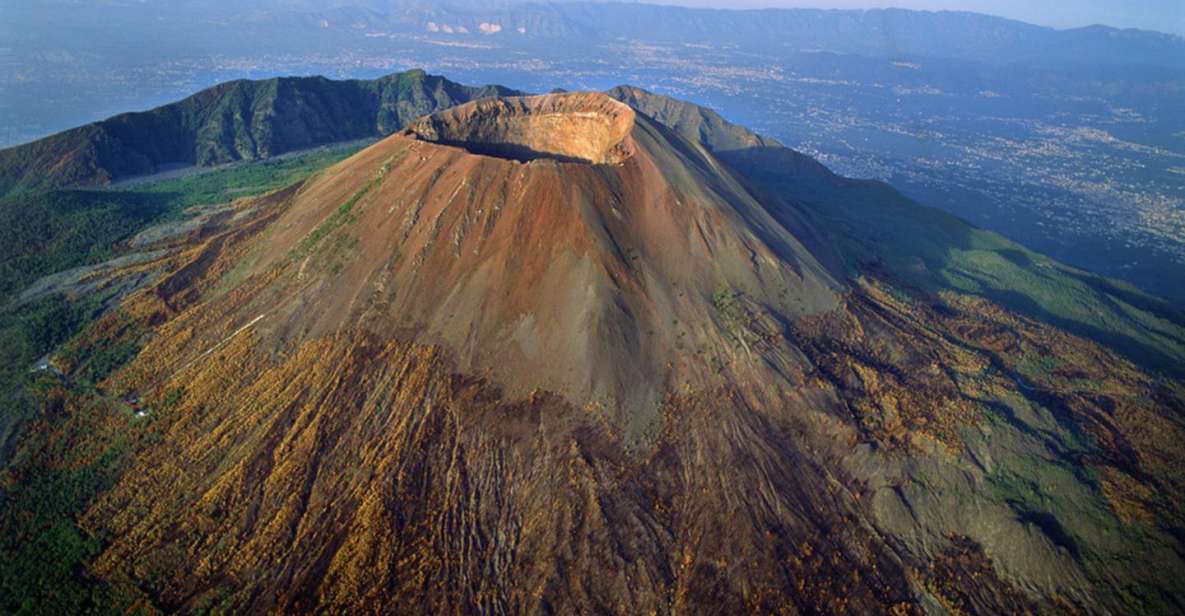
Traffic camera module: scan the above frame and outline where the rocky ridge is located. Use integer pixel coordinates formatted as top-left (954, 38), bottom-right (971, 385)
top-left (10, 89), bottom-right (1185, 614)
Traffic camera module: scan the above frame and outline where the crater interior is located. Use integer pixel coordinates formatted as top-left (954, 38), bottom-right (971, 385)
top-left (405, 93), bottom-right (637, 164)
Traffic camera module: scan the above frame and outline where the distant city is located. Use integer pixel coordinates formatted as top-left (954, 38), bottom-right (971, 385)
top-left (3, 1), bottom-right (1184, 303)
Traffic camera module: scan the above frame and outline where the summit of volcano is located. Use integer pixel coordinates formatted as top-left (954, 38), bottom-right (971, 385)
top-left (4, 83), bottom-right (1185, 615)
top-left (161, 92), bottom-right (843, 439)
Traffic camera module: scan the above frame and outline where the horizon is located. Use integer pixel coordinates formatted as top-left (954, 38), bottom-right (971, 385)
top-left (7, 1), bottom-right (1184, 37)
top-left (630, 0), bottom-right (1185, 36)
top-left (3, 0), bottom-right (1185, 612)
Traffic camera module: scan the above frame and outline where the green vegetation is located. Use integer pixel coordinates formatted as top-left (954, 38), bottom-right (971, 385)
top-left (0, 145), bottom-right (359, 615)
top-left (289, 186), bottom-right (366, 261)
top-left (0, 293), bottom-right (105, 460)
top-left (1014, 352), bottom-right (1065, 382)
top-left (726, 150), bottom-right (1185, 376)
top-left (0, 191), bottom-right (160, 299)
top-left (0, 144), bottom-right (359, 302)
top-left (0, 69), bottom-right (515, 197)
top-left (63, 312), bottom-right (146, 386)
top-left (131, 144), bottom-right (361, 211)
top-left (289, 154), bottom-right (394, 262)
top-left (162, 387), bottom-right (185, 410)
top-left (0, 145), bottom-right (359, 428)
top-left (711, 288), bottom-right (742, 313)
top-left (0, 380), bottom-right (144, 614)
top-left (0, 297), bottom-right (156, 615)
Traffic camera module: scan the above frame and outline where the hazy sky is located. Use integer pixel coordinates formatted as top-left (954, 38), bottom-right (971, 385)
top-left (643, 0), bottom-right (1185, 34)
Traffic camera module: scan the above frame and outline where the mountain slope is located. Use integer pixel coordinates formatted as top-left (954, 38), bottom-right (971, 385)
top-left (2, 87), bottom-right (1184, 614)
top-left (4, 90), bottom-right (1170, 614)
top-left (605, 87), bottom-right (1185, 378)
top-left (113, 92), bottom-right (843, 439)
top-left (0, 70), bottom-right (518, 196)
top-left (603, 86), bottom-right (781, 153)
top-left (722, 145), bottom-right (1185, 374)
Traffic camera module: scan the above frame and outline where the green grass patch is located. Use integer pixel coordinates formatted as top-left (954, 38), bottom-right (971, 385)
top-left (1014, 353), bottom-right (1065, 381)
top-left (289, 155), bottom-right (395, 263)
top-left (131, 144), bottom-right (362, 212)
top-left (0, 145), bottom-right (360, 612)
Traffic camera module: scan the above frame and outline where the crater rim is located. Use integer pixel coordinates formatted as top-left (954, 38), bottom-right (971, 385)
top-left (404, 93), bottom-right (637, 165)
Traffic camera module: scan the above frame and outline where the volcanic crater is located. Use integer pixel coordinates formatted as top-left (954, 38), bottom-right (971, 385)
top-left (403, 92), bottom-right (637, 164)
top-left (40, 86), bottom-right (1185, 615)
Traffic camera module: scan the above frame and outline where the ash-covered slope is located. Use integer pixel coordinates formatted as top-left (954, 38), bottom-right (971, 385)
top-left (42, 91), bottom-right (1185, 614)
top-left (123, 92), bottom-right (842, 439)
top-left (605, 87), bottom-right (1185, 377)
top-left (604, 85), bottom-right (781, 154)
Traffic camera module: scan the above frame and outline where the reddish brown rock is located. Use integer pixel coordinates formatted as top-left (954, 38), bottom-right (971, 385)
top-left (56, 92), bottom-right (1185, 614)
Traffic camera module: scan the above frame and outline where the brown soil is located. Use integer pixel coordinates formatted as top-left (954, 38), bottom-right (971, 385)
top-left (41, 92), bottom-right (1185, 614)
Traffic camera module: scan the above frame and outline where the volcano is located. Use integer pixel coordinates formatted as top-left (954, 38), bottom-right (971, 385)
top-left (37, 90), bottom-right (1185, 613)
top-left (130, 92), bottom-right (842, 440)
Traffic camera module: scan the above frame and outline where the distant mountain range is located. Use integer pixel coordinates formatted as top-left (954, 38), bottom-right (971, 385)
top-left (548, 5), bottom-right (1185, 67)
top-left (9, 2), bottom-right (1185, 70)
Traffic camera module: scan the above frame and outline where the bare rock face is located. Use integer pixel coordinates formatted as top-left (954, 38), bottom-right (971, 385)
top-left (405, 93), bottom-right (637, 164)
top-left (189, 92), bottom-right (844, 437)
top-left (64, 91), bottom-right (1185, 614)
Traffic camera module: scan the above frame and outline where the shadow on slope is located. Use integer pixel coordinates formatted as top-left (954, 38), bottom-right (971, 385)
top-left (430, 139), bottom-right (598, 164)
top-left (720, 146), bottom-right (1185, 377)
